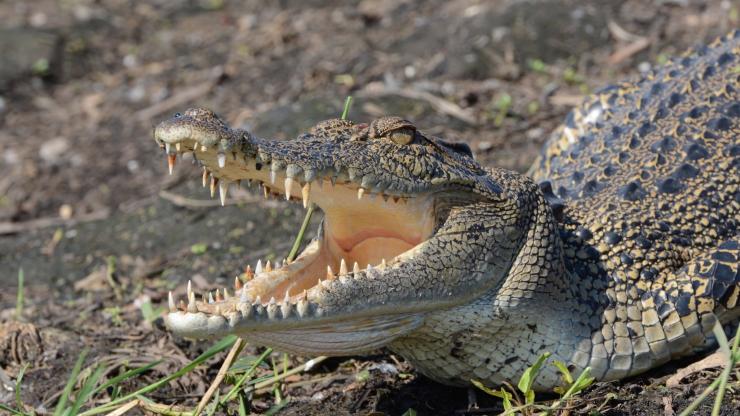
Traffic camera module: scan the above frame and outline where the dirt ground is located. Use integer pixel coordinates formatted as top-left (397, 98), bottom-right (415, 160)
top-left (0, 0), bottom-right (738, 415)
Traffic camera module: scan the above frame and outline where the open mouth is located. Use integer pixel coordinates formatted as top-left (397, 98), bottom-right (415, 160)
top-left (156, 127), bottom-right (437, 324)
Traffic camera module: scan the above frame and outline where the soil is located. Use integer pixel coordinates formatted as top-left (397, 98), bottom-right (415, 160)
top-left (0, 0), bottom-right (738, 415)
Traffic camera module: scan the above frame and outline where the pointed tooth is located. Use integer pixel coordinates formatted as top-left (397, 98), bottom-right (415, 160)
top-left (263, 185), bottom-right (269, 199)
top-left (270, 169), bottom-right (277, 184)
top-left (269, 297), bottom-right (277, 305)
top-left (187, 291), bottom-right (197, 313)
top-left (255, 295), bottom-right (262, 305)
top-left (201, 145), bottom-right (207, 152)
top-left (284, 177), bottom-right (294, 200)
top-left (210, 175), bottom-right (218, 198)
top-left (280, 301), bottom-right (292, 319)
top-left (217, 152), bottom-right (226, 168)
top-left (302, 289), bottom-right (308, 301)
top-left (223, 288), bottom-right (230, 300)
top-left (265, 260), bottom-right (272, 272)
top-left (165, 143), bottom-right (171, 154)
top-left (297, 298), bottom-right (309, 318)
top-left (339, 258), bottom-right (348, 275)
top-left (208, 291), bottom-right (215, 304)
top-left (167, 153), bottom-right (177, 175)
top-left (202, 167), bottom-right (209, 188)
top-left (219, 181), bottom-right (228, 206)
top-left (267, 302), bottom-right (279, 320)
top-left (255, 259), bottom-right (263, 274)
top-left (175, 142), bottom-right (181, 152)
top-left (284, 290), bottom-right (291, 303)
top-left (357, 187), bottom-right (365, 200)
top-left (168, 292), bottom-right (176, 312)
top-left (326, 266), bottom-right (334, 280)
top-left (234, 276), bottom-right (242, 290)
top-left (301, 182), bottom-right (311, 208)
top-left (380, 258), bottom-right (387, 270)
top-left (353, 262), bottom-right (360, 275)
top-left (215, 290), bottom-right (223, 302)
top-left (367, 264), bottom-right (374, 271)
top-left (244, 265), bottom-right (254, 280)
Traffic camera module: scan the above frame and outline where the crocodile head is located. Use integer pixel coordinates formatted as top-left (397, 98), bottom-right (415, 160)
top-left (155, 108), bottom-right (529, 355)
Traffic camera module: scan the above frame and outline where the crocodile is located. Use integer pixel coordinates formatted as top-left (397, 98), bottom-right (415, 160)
top-left (155, 31), bottom-right (739, 390)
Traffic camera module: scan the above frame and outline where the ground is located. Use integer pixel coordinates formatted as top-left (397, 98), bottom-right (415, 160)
top-left (0, 1), bottom-right (738, 415)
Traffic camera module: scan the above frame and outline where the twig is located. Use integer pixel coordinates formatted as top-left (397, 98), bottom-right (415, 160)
top-left (607, 37), bottom-right (651, 65)
top-left (359, 83), bottom-right (477, 125)
top-left (193, 338), bottom-right (245, 415)
top-left (666, 350), bottom-right (727, 387)
top-left (0, 209), bottom-right (110, 235)
top-left (103, 400), bottom-right (139, 416)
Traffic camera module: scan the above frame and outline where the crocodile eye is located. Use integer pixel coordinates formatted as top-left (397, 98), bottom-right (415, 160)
top-left (174, 112), bottom-right (182, 118)
top-left (387, 128), bottom-right (415, 145)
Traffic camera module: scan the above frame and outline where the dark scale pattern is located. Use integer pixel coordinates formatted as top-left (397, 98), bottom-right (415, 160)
top-left (530, 31), bottom-right (739, 380)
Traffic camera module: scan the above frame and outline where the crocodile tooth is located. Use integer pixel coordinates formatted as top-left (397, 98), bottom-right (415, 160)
top-left (380, 258), bottom-right (387, 270)
top-left (219, 181), bottom-right (228, 206)
top-left (326, 266), bottom-right (334, 280)
top-left (284, 177), bottom-right (294, 200)
top-left (284, 290), bottom-right (291, 303)
top-left (187, 280), bottom-right (193, 298)
top-left (208, 291), bottom-right (215, 304)
top-left (223, 288), bottom-right (230, 300)
top-left (239, 302), bottom-right (252, 318)
top-left (339, 258), bottom-right (348, 275)
top-left (168, 291), bottom-right (176, 312)
top-left (265, 260), bottom-right (272, 272)
top-left (263, 185), bottom-right (269, 199)
top-left (244, 265), bottom-right (253, 280)
top-left (367, 264), bottom-right (374, 272)
top-left (210, 175), bottom-right (218, 198)
top-left (297, 298), bottom-right (309, 318)
top-left (280, 301), bottom-right (292, 319)
top-left (302, 289), bottom-right (308, 301)
top-left (228, 311), bottom-right (240, 327)
top-left (255, 259), bottom-right (263, 274)
top-left (269, 297), bottom-right (277, 305)
top-left (270, 169), bottom-right (277, 184)
top-left (302, 182), bottom-right (311, 208)
top-left (353, 262), bottom-right (360, 275)
top-left (167, 153), bottom-right (177, 175)
top-left (217, 152), bottom-right (226, 168)
top-left (266, 302), bottom-right (279, 320)
top-left (200, 145), bottom-right (207, 152)
top-left (165, 143), bottom-right (171, 154)
top-left (255, 295), bottom-right (262, 305)
top-left (234, 276), bottom-right (242, 290)
top-left (187, 291), bottom-right (197, 313)
top-left (357, 187), bottom-right (365, 200)
top-left (202, 167), bottom-right (209, 188)
top-left (215, 290), bottom-right (222, 302)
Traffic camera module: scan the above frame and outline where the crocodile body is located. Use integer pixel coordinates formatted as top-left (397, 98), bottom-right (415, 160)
top-left (155, 32), bottom-right (739, 390)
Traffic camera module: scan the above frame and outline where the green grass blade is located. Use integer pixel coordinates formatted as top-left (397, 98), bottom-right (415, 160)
top-left (0, 403), bottom-right (30, 416)
top-left (341, 96), bottom-right (353, 120)
top-left (91, 360), bottom-right (161, 397)
top-left (78, 335), bottom-right (237, 416)
top-left (54, 348), bottom-right (89, 416)
top-left (287, 205), bottom-right (314, 262)
top-left (221, 348), bottom-right (273, 404)
top-left (711, 323), bottom-right (740, 416)
top-left (517, 352), bottom-right (550, 395)
top-left (15, 268), bottom-right (24, 319)
top-left (15, 363), bottom-right (28, 411)
top-left (69, 365), bottom-right (106, 415)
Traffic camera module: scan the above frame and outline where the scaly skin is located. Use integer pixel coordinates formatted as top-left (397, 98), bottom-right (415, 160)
top-left (154, 31), bottom-right (739, 390)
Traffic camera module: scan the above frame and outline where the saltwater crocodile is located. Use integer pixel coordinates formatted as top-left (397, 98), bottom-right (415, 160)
top-left (155, 32), bottom-right (739, 390)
